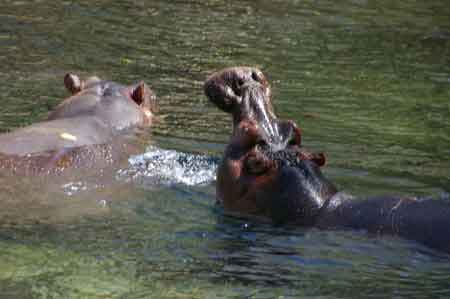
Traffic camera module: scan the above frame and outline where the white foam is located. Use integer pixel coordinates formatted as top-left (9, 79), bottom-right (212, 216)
top-left (61, 181), bottom-right (90, 196)
top-left (117, 146), bottom-right (218, 186)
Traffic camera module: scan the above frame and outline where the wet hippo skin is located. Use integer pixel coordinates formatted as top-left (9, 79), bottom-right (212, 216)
top-left (204, 66), bottom-right (450, 253)
top-left (0, 74), bottom-right (157, 171)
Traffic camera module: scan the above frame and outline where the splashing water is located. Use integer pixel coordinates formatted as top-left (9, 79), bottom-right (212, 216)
top-left (61, 181), bottom-right (105, 197)
top-left (117, 146), bottom-right (219, 186)
top-left (61, 181), bottom-right (89, 196)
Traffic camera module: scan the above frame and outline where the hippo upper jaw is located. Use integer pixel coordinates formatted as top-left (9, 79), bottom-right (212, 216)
top-left (204, 66), bottom-right (271, 114)
top-left (234, 81), bottom-right (287, 149)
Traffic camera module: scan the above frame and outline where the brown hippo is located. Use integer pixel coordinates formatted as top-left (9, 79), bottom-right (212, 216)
top-left (204, 66), bottom-right (450, 253)
top-left (0, 73), bottom-right (157, 172)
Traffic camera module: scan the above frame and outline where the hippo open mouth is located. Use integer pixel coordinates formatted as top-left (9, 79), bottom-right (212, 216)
top-left (204, 67), bottom-right (336, 225)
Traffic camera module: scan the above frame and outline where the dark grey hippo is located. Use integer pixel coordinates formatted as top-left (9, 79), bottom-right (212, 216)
top-left (0, 73), bottom-right (157, 172)
top-left (204, 66), bottom-right (450, 253)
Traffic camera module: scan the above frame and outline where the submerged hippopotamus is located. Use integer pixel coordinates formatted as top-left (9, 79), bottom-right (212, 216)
top-left (0, 73), bottom-right (157, 171)
top-left (204, 66), bottom-right (450, 253)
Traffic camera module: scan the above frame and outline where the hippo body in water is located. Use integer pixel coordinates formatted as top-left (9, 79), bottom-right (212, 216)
top-left (0, 74), bottom-right (157, 171)
top-left (204, 66), bottom-right (450, 253)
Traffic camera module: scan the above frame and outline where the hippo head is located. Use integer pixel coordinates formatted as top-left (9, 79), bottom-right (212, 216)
top-left (205, 67), bottom-right (338, 225)
top-left (48, 73), bottom-right (158, 129)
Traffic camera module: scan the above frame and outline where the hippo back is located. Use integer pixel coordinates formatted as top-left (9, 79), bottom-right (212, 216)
top-left (0, 116), bottom-right (112, 156)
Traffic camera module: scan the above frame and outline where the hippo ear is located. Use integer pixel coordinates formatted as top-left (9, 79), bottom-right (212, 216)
top-left (131, 82), bottom-right (158, 113)
top-left (131, 82), bottom-right (146, 106)
top-left (64, 73), bottom-right (83, 95)
top-left (311, 152), bottom-right (326, 167)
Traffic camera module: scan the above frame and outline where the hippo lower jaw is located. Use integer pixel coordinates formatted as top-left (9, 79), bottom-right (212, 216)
top-left (256, 157), bottom-right (337, 226)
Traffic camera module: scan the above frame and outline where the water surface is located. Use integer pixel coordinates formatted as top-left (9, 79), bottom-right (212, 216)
top-left (0, 0), bottom-right (449, 298)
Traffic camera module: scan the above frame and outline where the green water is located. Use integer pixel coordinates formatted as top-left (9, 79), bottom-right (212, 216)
top-left (0, 0), bottom-right (449, 298)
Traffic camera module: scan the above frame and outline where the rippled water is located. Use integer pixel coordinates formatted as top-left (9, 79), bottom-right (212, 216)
top-left (0, 0), bottom-right (449, 298)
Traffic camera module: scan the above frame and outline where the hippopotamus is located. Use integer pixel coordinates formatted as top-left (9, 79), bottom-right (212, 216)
top-left (204, 66), bottom-right (450, 253)
top-left (0, 73), bottom-right (157, 171)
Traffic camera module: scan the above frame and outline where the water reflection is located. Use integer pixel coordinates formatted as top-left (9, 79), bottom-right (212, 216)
top-left (201, 214), bottom-right (450, 297)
